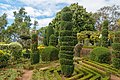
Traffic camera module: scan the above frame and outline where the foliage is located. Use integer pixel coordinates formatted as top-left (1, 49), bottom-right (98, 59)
top-left (0, 69), bottom-right (22, 80)
top-left (46, 25), bottom-right (54, 45)
top-left (31, 31), bottom-right (39, 64)
top-left (112, 58), bottom-right (120, 69)
top-left (112, 31), bottom-right (120, 69)
top-left (59, 7), bottom-right (74, 77)
top-left (95, 5), bottom-right (120, 31)
top-left (0, 50), bottom-right (10, 68)
top-left (102, 20), bottom-right (109, 47)
top-left (90, 47), bottom-right (111, 63)
top-left (49, 34), bottom-right (57, 46)
top-left (22, 49), bottom-right (31, 58)
top-left (41, 46), bottom-right (59, 61)
top-left (9, 42), bottom-right (23, 60)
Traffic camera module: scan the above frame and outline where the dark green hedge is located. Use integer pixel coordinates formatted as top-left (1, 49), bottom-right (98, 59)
top-left (30, 52), bottom-right (39, 64)
top-left (59, 36), bottom-right (74, 42)
top-left (112, 51), bottom-right (120, 58)
top-left (90, 47), bottom-right (111, 63)
top-left (59, 42), bottom-right (74, 46)
top-left (41, 46), bottom-right (59, 61)
top-left (60, 46), bottom-right (74, 51)
top-left (61, 65), bottom-right (74, 77)
top-left (112, 58), bottom-right (120, 69)
top-left (59, 51), bottom-right (74, 55)
top-left (112, 43), bottom-right (120, 51)
top-left (60, 59), bottom-right (73, 65)
top-left (59, 53), bottom-right (74, 59)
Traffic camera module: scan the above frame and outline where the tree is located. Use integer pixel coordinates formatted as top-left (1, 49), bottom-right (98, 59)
top-left (95, 5), bottom-right (120, 31)
top-left (0, 13), bottom-right (7, 42)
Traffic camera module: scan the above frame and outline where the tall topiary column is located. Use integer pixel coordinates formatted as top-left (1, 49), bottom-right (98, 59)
top-left (102, 20), bottom-right (109, 47)
top-left (112, 31), bottom-right (120, 69)
top-left (31, 30), bottom-right (39, 64)
top-left (59, 7), bottom-right (74, 77)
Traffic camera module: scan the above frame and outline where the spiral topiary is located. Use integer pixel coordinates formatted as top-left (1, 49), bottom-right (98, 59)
top-left (59, 7), bottom-right (74, 77)
top-left (102, 20), bottom-right (109, 47)
top-left (112, 31), bottom-right (120, 69)
top-left (31, 31), bottom-right (39, 64)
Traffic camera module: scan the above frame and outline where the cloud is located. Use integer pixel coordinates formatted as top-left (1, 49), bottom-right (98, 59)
top-left (0, 3), bottom-right (11, 9)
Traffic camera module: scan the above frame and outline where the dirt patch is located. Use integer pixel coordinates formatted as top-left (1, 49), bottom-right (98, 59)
top-left (110, 74), bottom-right (120, 80)
top-left (21, 70), bottom-right (33, 80)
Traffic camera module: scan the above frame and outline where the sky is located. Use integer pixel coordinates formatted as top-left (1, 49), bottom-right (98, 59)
top-left (0, 0), bottom-right (120, 29)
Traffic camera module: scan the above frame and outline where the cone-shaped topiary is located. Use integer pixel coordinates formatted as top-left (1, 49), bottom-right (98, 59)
top-left (102, 20), bottom-right (109, 47)
top-left (59, 7), bottom-right (74, 77)
top-left (49, 34), bottom-right (57, 47)
top-left (31, 30), bottom-right (39, 64)
top-left (112, 31), bottom-right (120, 69)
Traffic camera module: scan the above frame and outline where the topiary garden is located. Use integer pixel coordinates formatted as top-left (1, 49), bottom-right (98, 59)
top-left (0, 3), bottom-right (120, 80)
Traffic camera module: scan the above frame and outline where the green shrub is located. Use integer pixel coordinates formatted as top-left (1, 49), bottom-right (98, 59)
top-left (90, 47), bottom-right (111, 63)
top-left (22, 49), bottom-right (31, 58)
top-left (59, 51), bottom-right (74, 55)
top-left (112, 58), bottom-right (120, 69)
top-left (9, 42), bottom-right (22, 60)
top-left (102, 29), bottom-right (108, 36)
top-left (112, 43), bottom-right (120, 51)
top-left (59, 36), bottom-right (74, 42)
top-left (0, 50), bottom-right (10, 68)
top-left (61, 65), bottom-right (74, 77)
top-left (112, 51), bottom-right (120, 58)
top-left (41, 46), bottom-right (59, 61)
top-left (30, 52), bottom-right (40, 65)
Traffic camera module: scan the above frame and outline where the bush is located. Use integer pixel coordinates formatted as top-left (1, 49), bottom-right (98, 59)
top-left (90, 47), bottom-right (111, 63)
top-left (59, 36), bottom-right (74, 42)
top-left (112, 51), bottom-right (120, 58)
top-left (114, 37), bottom-right (120, 43)
top-left (112, 43), bottom-right (120, 51)
top-left (0, 50), bottom-right (10, 68)
top-left (9, 42), bottom-right (23, 60)
top-left (22, 49), bottom-right (31, 58)
top-left (60, 46), bottom-right (74, 51)
top-left (41, 46), bottom-right (59, 61)
top-left (61, 65), bottom-right (74, 77)
top-left (112, 58), bottom-right (120, 69)
top-left (59, 53), bottom-right (74, 59)
top-left (30, 52), bottom-right (40, 64)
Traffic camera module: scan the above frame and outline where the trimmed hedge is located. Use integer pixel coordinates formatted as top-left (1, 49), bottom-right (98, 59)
top-left (61, 65), bottom-right (74, 77)
top-left (31, 52), bottom-right (40, 65)
top-left (112, 43), bottom-right (120, 51)
top-left (49, 34), bottom-right (57, 46)
top-left (90, 47), bottom-right (111, 63)
top-left (114, 31), bottom-right (120, 37)
top-left (112, 58), bottom-right (120, 69)
top-left (59, 7), bottom-right (74, 77)
top-left (41, 46), bottom-right (59, 61)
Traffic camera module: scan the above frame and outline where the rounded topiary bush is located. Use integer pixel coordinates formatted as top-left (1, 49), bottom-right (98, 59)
top-left (9, 42), bottom-right (23, 60)
top-left (41, 46), bottom-right (59, 61)
top-left (90, 47), bottom-right (111, 63)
